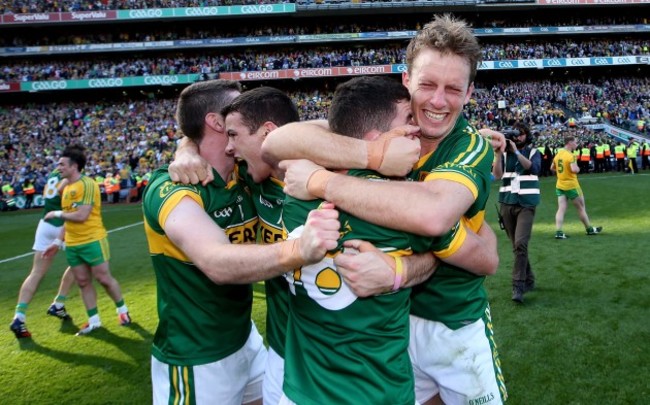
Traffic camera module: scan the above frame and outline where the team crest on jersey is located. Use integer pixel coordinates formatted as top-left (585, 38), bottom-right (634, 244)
top-left (159, 181), bottom-right (198, 198)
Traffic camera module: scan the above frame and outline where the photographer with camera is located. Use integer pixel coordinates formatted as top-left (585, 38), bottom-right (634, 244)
top-left (488, 123), bottom-right (541, 304)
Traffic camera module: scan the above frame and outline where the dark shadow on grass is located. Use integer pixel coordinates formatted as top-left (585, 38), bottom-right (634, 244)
top-left (124, 321), bottom-right (153, 341)
top-left (81, 325), bottom-right (151, 362)
top-left (16, 338), bottom-right (136, 379)
top-left (58, 317), bottom-right (79, 335)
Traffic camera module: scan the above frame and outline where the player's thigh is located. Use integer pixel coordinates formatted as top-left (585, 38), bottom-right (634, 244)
top-left (152, 325), bottom-right (266, 405)
top-left (409, 313), bottom-right (506, 405)
top-left (68, 239), bottom-right (110, 269)
top-left (262, 347), bottom-right (285, 405)
top-left (32, 219), bottom-right (62, 251)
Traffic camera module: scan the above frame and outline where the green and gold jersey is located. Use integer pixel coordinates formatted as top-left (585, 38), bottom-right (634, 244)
top-left (409, 115), bottom-right (494, 330)
top-left (238, 163), bottom-right (289, 358)
top-left (553, 148), bottom-right (580, 190)
top-left (143, 165), bottom-right (258, 366)
top-left (42, 169), bottom-right (64, 227)
top-left (62, 175), bottom-right (107, 246)
top-left (282, 169), bottom-right (431, 405)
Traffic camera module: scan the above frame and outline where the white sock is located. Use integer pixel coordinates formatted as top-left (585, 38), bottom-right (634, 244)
top-left (116, 305), bottom-right (128, 315)
top-left (88, 314), bottom-right (101, 325)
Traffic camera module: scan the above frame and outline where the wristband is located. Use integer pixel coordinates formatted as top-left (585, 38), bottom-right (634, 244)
top-left (53, 238), bottom-right (65, 251)
top-left (367, 133), bottom-right (399, 171)
top-left (53, 210), bottom-right (63, 218)
top-left (515, 150), bottom-right (521, 156)
top-left (278, 239), bottom-right (306, 269)
top-left (392, 256), bottom-right (404, 291)
top-left (306, 169), bottom-right (335, 200)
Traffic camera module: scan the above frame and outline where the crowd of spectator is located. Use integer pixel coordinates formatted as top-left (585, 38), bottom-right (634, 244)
top-left (1, 37), bottom-right (649, 84)
top-left (1, 75), bottom-right (648, 202)
top-left (0, 0), bottom-right (290, 14)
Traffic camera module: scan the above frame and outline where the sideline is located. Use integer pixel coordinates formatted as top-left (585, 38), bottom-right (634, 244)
top-left (0, 221), bottom-right (144, 265)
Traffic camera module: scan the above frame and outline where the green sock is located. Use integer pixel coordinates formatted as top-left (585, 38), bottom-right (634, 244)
top-left (87, 307), bottom-right (98, 317)
top-left (115, 299), bottom-right (125, 308)
top-left (15, 303), bottom-right (28, 321)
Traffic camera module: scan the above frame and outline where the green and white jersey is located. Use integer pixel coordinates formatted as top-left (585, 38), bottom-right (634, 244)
top-left (42, 169), bottom-right (64, 227)
top-left (143, 165), bottom-right (258, 366)
top-left (282, 169), bottom-right (431, 405)
top-left (409, 115), bottom-right (494, 330)
top-left (238, 163), bottom-right (289, 358)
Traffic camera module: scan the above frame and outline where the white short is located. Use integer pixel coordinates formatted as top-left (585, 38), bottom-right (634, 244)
top-left (279, 394), bottom-right (420, 405)
top-left (32, 219), bottom-right (62, 251)
top-left (263, 347), bottom-right (285, 405)
top-left (409, 307), bottom-right (507, 405)
top-left (152, 322), bottom-right (267, 405)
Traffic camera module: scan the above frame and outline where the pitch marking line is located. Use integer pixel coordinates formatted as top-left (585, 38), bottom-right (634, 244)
top-left (0, 221), bottom-right (144, 265)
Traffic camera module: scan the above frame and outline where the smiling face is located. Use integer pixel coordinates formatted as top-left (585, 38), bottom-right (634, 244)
top-left (403, 48), bottom-right (473, 148)
top-left (225, 111), bottom-right (272, 183)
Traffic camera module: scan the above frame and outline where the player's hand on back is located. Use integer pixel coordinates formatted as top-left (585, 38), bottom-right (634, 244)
top-left (279, 159), bottom-right (325, 200)
top-left (299, 202), bottom-right (340, 263)
top-left (335, 239), bottom-right (396, 297)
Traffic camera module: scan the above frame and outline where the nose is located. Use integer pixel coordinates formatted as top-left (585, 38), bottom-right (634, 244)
top-left (225, 137), bottom-right (236, 156)
top-left (428, 87), bottom-right (446, 109)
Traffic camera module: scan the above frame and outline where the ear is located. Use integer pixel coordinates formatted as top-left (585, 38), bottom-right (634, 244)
top-left (463, 82), bottom-right (475, 106)
top-left (364, 129), bottom-right (381, 142)
top-left (205, 112), bottom-right (224, 134)
top-left (401, 71), bottom-right (409, 88)
top-left (262, 121), bottom-right (279, 137)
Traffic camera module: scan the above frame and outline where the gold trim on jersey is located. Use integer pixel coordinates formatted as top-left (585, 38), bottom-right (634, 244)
top-left (434, 220), bottom-right (467, 259)
top-left (423, 170), bottom-right (479, 200)
top-left (144, 220), bottom-right (191, 263)
top-left (158, 190), bottom-right (204, 229)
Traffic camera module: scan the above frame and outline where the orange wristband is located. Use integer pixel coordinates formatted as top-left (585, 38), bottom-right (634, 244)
top-left (278, 239), bottom-right (306, 269)
top-left (367, 139), bottom-right (385, 171)
top-left (306, 169), bottom-right (335, 199)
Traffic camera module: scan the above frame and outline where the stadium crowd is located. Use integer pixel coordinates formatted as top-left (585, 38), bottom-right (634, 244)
top-left (2, 15), bottom-right (646, 47)
top-left (2, 75), bottom-right (648, 205)
top-left (1, 38), bottom-right (649, 84)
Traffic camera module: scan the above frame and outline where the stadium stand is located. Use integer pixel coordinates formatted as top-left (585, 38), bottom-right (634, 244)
top-left (1, 1), bottom-right (649, 207)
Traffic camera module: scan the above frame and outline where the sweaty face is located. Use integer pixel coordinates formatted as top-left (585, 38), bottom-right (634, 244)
top-left (225, 112), bottom-right (272, 183)
top-left (403, 48), bottom-right (473, 145)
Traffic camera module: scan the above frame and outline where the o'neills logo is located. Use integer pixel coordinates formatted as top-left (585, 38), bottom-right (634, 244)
top-left (70, 11), bottom-right (108, 20)
top-left (12, 13), bottom-right (52, 22)
top-left (0, 83), bottom-right (11, 91)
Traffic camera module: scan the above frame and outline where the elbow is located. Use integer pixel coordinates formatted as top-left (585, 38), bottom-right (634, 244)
top-left (195, 259), bottom-right (230, 285)
top-left (421, 216), bottom-right (458, 238)
top-left (483, 255), bottom-right (499, 276)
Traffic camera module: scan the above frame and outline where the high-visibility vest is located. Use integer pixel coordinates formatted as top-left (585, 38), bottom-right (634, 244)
top-left (603, 143), bottom-right (611, 157)
top-left (573, 149), bottom-right (581, 160)
top-left (615, 145), bottom-right (626, 159)
top-left (580, 147), bottom-right (591, 162)
top-left (627, 143), bottom-right (639, 158)
top-left (643, 143), bottom-right (650, 156)
top-left (2, 184), bottom-right (14, 196)
top-left (24, 184), bottom-right (36, 195)
top-left (595, 145), bottom-right (605, 159)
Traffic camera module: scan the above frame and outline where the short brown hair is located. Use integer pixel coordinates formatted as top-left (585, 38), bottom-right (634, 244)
top-left (175, 80), bottom-right (242, 143)
top-left (405, 14), bottom-right (482, 83)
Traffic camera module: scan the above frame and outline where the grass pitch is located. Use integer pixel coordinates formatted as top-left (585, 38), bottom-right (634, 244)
top-left (0, 172), bottom-right (648, 404)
